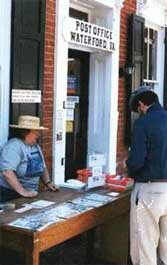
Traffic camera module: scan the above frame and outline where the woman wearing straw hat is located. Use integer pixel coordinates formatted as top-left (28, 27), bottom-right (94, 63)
top-left (0, 115), bottom-right (59, 202)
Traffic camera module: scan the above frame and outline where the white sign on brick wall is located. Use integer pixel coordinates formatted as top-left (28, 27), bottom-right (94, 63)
top-left (12, 89), bottom-right (41, 103)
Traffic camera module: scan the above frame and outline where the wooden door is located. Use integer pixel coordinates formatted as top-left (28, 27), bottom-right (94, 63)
top-left (125, 14), bottom-right (145, 145)
top-left (10, 0), bottom-right (46, 124)
top-left (65, 49), bottom-right (89, 180)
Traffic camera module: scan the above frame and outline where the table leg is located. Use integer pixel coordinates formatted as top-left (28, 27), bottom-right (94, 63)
top-left (25, 248), bottom-right (39, 265)
top-left (86, 229), bottom-right (95, 263)
top-left (127, 231), bottom-right (132, 265)
top-left (25, 238), bottom-right (40, 265)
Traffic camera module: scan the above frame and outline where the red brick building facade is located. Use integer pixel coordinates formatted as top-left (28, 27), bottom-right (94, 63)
top-left (6, 0), bottom-right (166, 183)
top-left (40, 0), bottom-right (138, 177)
top-left (117, 0), bottom-right (137, 175)
top-left (41, 0), bottom-right (134, 178)
top-left (42, 0), bottom-right (56, 173)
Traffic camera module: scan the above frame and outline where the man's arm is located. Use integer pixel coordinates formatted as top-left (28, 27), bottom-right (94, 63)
top-left (126, 119), bottom-right (147, 175)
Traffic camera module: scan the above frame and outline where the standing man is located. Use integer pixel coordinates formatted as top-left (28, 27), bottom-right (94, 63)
top-left (126, 86), bottom-right (167, 265)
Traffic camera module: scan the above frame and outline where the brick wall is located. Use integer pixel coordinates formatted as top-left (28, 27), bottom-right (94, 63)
top-left (117, 0), bottom-right (136, 174)
top-left (41, 0), bottom-right (56, 174)
top-left (41, 0), bottom-right (136, 177)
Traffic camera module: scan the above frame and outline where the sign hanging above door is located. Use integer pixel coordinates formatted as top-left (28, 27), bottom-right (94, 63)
top-left (63, 17), bottom-right (115, 52)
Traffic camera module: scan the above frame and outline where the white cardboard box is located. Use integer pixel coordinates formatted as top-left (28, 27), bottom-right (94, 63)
top-left (87, 175), bottom-right (105, 189)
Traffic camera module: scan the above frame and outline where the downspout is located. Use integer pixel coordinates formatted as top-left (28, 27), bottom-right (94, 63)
top-left (0, 0), bottom-right (12, 147)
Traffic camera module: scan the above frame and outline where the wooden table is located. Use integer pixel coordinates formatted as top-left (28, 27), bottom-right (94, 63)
top-left (0, 188), bottom-right (130, 265)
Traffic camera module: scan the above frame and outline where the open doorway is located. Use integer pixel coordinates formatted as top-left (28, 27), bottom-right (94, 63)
top-left (65, 49), bottom-right (89, 180)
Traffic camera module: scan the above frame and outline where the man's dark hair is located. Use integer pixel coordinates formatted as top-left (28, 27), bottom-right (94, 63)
top-left (132, 91), bottom-right (158, 112)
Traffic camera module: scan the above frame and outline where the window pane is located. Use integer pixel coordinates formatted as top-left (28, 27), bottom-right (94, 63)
top-left (144, 28), bottom-right (157, 81)
top-left (152, 30), bottom-right (157, 80)
top-left (144, 43), bottom-right (147, 78)
top-left (149, 43), bottom-right (153, 80)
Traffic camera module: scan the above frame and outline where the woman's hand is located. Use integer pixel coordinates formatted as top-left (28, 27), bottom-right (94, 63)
top-left (21, 190), bottom-right (38, 198)
top-left (46, 182), bottom-right (59, 191)
top-left (42, 169), bottom-right (59, 191)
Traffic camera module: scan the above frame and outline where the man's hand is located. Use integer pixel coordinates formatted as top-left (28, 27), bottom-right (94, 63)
top-left (46, 182), bottom-right (59, 191)
top-left (122, 158), bottom-right (128, 169)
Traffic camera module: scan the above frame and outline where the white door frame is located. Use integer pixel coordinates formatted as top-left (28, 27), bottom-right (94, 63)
top-left (87, 6), bottom-right (122, 174)
top-left (52, 0), bottom-right (69, 184)
top-left (53, 0), bottom-right (124, 184)
top-left (0, 0), bottom-right (12, 147)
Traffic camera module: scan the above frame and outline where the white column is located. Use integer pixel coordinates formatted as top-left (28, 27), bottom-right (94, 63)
top-left (155, 27), bottom-right (165, 105)
top-left (52, 0), bottom-right (69, 184)
top-left (0, 0), bottom-right (12, 147)
top-left (87, 4), bottom-right (123, 174)
top-left (107, 6), bottom-right (122, 173)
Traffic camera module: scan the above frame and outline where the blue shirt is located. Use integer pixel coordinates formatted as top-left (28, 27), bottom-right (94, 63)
top-left (0, 138), bottom-right (46, 191)
top-left (126, 102), bottom-right (167, 182)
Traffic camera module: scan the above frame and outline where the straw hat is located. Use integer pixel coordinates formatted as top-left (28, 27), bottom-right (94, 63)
top-left (10, 115), bottom-right (48, 130)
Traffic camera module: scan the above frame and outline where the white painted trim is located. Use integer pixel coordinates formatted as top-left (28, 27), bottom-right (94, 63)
top-left (52, 0), bottom-right (69, 184)
top-left (69, 42), bottom-right (96, 53)
top-left (145, 20), bottom-right (161, 31)
top-left (154, 28), bottom-right (165, 105)
top-left (87, 7), bottom-right (121, 174)
top-left (137, 0), bottom-right (166, 107)
top-left (70, 0), bottom-right (125, 9)
top-left (137, 0), bottom-right (167, 27)
top-left (143, 79), bottom-right (159, 84)
top-left (0, 0), bottom-right (11, 147)
top-left (107, 7), bottom-right (121, 174)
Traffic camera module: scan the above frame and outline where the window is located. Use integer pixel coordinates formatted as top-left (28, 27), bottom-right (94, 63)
top-left (143, 28), bottom-right (158, 88)
top-left (69, 8), bottom-right (88, 21)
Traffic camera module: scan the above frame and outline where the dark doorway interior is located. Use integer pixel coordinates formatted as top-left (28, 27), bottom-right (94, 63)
top-left (65, 49), bottom-right (89, 180)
